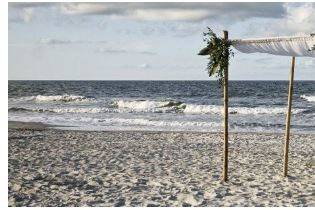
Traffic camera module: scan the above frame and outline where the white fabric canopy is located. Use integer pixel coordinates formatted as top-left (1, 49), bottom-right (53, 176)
top-left (232, 35), bottom-right (315, 57)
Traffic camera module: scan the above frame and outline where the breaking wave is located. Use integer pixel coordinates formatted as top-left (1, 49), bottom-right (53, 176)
top-left (35, 94), bottom-right (93, 102)
top-left (112, 99), bottom-right (305, 115)
top-left (301, 95), bottom-right (315, 102)
top-left (110, 100), bottom-right (186, 113)
top-left (9, 99), bottom-right (306, 115)
top-left (10, 94), bottom-right (93, 103)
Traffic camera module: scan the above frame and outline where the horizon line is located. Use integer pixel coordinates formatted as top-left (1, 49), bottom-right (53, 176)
top-left (8, 79), bottom-right (315, 82)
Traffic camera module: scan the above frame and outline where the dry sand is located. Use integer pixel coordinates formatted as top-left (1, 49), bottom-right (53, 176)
top-left (8, 122), bottom-right (315, 206)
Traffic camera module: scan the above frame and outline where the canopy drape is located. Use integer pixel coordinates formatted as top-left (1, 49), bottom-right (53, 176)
top-left (232, 35), bottom-right (315, 57)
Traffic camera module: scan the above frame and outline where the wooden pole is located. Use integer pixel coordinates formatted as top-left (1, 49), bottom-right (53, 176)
top-left (283, 56), bottom-right (295, 177)
top-left (222, 30), bottom-right (229, 182)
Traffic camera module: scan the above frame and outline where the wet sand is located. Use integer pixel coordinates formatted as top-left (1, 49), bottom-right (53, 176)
top-left (8, 122), bottom-right (315, 206)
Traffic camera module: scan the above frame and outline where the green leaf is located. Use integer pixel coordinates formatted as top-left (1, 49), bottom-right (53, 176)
top-left (198, 28), bottom-right (233, 86)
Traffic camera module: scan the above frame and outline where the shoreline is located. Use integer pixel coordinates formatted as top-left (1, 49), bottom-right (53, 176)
top-left (8, 120), bottom-right (315, 135)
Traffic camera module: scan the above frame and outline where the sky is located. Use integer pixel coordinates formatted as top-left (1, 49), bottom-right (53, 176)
top-left (8, 2), bottom-right (315, 80)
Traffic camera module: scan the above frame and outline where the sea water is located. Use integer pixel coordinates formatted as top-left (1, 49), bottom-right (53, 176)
top-left (8, 80), bottom-right (315, 133)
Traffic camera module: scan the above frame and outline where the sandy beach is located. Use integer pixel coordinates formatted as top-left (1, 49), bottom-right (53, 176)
top-left (8, 122), bottom-right (314, 207)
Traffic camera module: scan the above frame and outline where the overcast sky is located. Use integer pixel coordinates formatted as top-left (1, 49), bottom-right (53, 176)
top-left (8, 2), bottom-right (315, 80)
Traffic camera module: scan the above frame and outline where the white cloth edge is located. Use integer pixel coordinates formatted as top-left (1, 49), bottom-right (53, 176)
top-left (232, 35), bottom-right (315, 57)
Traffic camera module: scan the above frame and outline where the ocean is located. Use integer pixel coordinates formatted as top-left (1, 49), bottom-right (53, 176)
top-left (8, 80), bottom-right (315, 133)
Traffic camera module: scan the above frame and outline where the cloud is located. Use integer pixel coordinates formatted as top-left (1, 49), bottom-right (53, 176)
top-left (37, 38), bottom-right (107, 45)
top-left (60, 2), bottom-right (285, 22)
top-left (96, 48), bottom-right (127, 54)
top-left (166, 22), bottom-right (201, 37)
top-left (10, 2), bottom-right (285, 22)
top-left (32, 38), bottom-right (157, 56)
top-left (139, 51), bottom-right (156, 55)
top-left (60, 3), bottom-right (124, 16)
top-left (39, 38), bottom-right (71, 45)
top-left (139, 63), bottom-right (151, 69)
top-left (244, 3), bottom-right (315, 37)
top-left (281, 3), bottom-right (315, 34)
top-left (8, 2), bottom-right (54, 8)
top-left (9, 7), bottom-right (34, 23)
top-left (21, 8), bottom-right (33, 23)
top-left (8, 2), bottom-right (314, 37)
top-left (130, 9), bottom-right (210, 22)
top-left (8, 2), bottom-right (56, 23)
top-left (96, 47), bottom-right (156, 55)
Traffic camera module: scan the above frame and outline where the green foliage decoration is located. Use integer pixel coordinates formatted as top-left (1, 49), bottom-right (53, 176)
top-left (199, 27), bottom-right (234, 85)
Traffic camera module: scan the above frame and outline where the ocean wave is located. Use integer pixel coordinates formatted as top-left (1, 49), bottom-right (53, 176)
top-left (9, 99), bottom-right (306, 115)
top-left (111, 99), bottom-right (186, 113)
top-left (184, 104), bottom-right (305, 115)
top-left (35, 94), bottom-right (93, 102)
top-left (8, 107), bottom-right (30, 112)
top-left (113, 99), bottom-right (305, 115)
top-left (183, 104), bottom-right (220, 114)
top-left (231, 106), bottom-right (304, 115)
top-left (301, 95), bottom-right (315, 102)
top-left (10, 94), bottom-right (93, 103)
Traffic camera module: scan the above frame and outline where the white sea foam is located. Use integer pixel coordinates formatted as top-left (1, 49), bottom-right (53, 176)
top-left (48, 107), bottom-right (108, 113)
top-left (116, 100), bottom-right (166, 111)
top-left (105, 118), bottom-right (220, 128)
top-left (184, 104), bottom-right (305, 115)
top-left (9, 98), bottom-right (306, 115)
top-left (9, 94), bottom-right (93, 103)
top-left (34, 94), bottom-right (92, 102)
top-left (183, 104), bottom-right (221, 114)
top-left (113, 99), bottom-right (185, 113)
top-left (114, 100), bottom-right (305, 115)
top-left (301, 95), bottom-right (315, 102)
top-left (8, 114), bottom-right (223, 131)
top-left (232, 106), bottom-right (304, 115)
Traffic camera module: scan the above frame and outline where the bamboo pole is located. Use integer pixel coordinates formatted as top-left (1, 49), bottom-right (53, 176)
top-left (222, 30), bottom-right (229, 182)
top-left (283, 56), bottom-right (295, 177)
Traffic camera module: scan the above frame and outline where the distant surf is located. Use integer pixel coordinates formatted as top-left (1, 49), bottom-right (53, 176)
top-left (8, 81), bottom-right (315, 133)
top-left (9, 98), bottom-right (307, 115)
top-left (11, 94), bottom-right (94, 103)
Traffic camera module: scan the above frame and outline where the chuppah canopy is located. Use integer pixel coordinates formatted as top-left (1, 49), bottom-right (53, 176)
top-left (198, 32), bottom-right (315, 182)
top-left (232, 35), bottom-right (315, 57)
top-left (199, 34), bottom-right (315, 57)
top-left (230, 34), bottom-right (314, 179)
